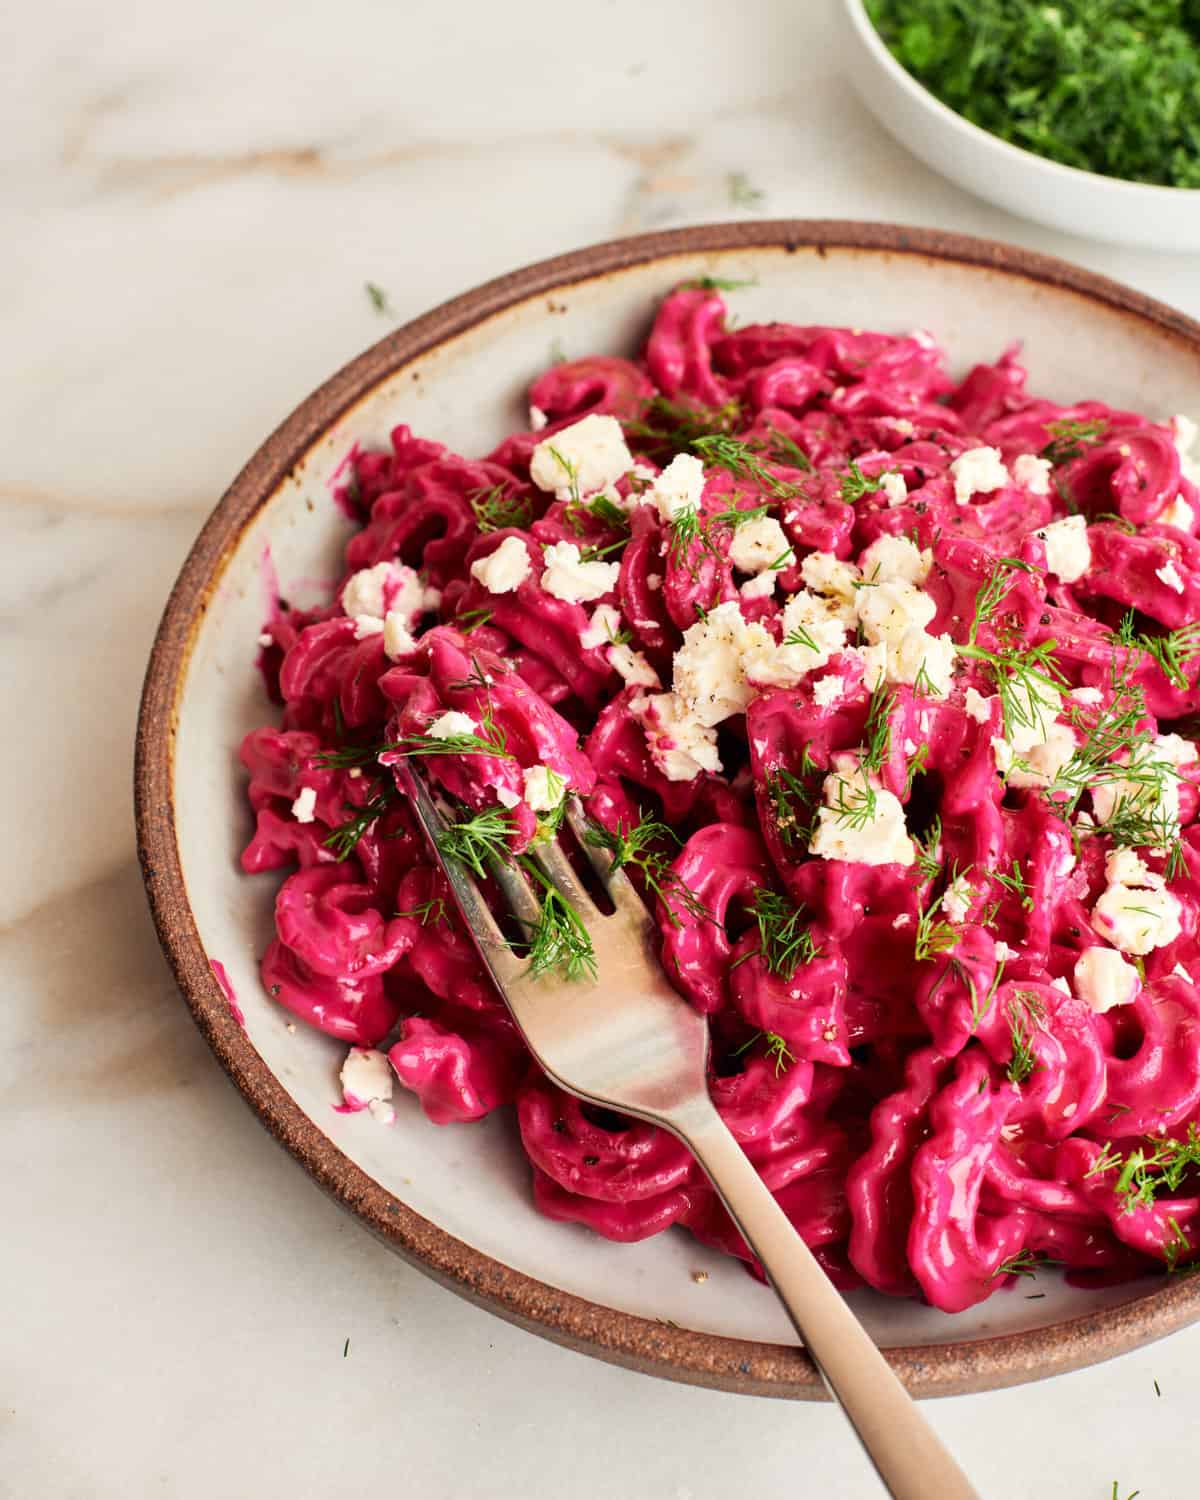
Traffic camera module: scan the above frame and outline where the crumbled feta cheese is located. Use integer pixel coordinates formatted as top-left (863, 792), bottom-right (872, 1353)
top-left (745, 591), bottom-right (849, 688)
top-left (673, 601), bottom-right (774, 725)
top-left (645, 453), bottom-right (706, 522)
top-left (812, 674), bottom-right (845, 708)
top-left (1092, 849), bottom-right (1182, 955)
top-left (1012, 453), bottom-right (1052, 495)
top-left (740, 571), bottom-right (779, 600)
top-left (342, 561), bottom-right (425, 623)
top-left (855, 575), bottom-right (937, 644)
top-left (540, 541), bottom-right (621, 603)
top-left (291, 786), bottom-right (317, 823)
top-left (529, 414), bottom-right (633, 501)
top-left (991, 736), bottom-right (1014, 774)
top-left (849, 641), bottom-right (889, 690)
top-left (809, 756), bottom-right (915, 866)
top-left (891, 417), bottom-right (916, 436)
top-left (1006, 679), bottom-right (1064, 754)
top-left (257, 630), bottom-right (274, 648)
top-left (1156, 733), bottom-right (1197, 768)
top-left (470, 535), bottom-right (531, 594)
top-left (1174, 960), bottom-right (1195, 984)
top-left (353, 614), bottom-right (385, 640)
top-left (801, 552), bottom-right (860, 611)
top-left (1069, 686), bottom-right (1104, 706)
top-left (529, 405), bottom-right (549, 431)
top-left (942, 874), bottom-right (974, 924)
top-left (964, 687), bottom-right (994, 724)
top-left (880, 472), bottom-right (908, 507)
top-left (893, 628), bottom-right (956, 696)
top-left (892, 913), bottom-right (912, 929)
top-left (383, 611), bottom-right (418, 659)
top-left (1035, 515), bottom-right (1091, 583)
top-left (859, 533), bottom-right (931, 586)
top-left (1008, 720), bottom-right (1077, 789)
top-left (426, 710), bottom-right (477, 740)
top-left (496, 786), bottom-right (521, 809)
top-left (1156, 559), bottom-right (1185, 593)
top-left (647, 573), bottom-right (662, 590)
top-left (340, 1046), bottom-right (396, 1125)
top-left (579, 603), bottom-right (623, 650)
top-left (994, 940), bottom-right (1018, 963)
top-left (1073, 947), bottom-right (1140, 1013)
top-left (632, 692), bottom-right (722, 781)
top-left (729, 515), bottom-right (793, 574)
top-left (950, 446), bottom-right (1010, 506)
top-left (523, 765), bottom-right (565, 811)
top-left (1051, 976), bottom-right (1072, 996)
top-left (348, 768), bottom-right (362, 780)
top-left (608, 642), bottom-right (660, 688)
top-left (1160, 495), bottom-right (1195, 532)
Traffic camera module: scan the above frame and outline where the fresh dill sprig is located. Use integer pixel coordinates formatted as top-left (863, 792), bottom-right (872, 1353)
top-left (730, 890), bottom-right (822, 978)
top-left (1163, 1215), bottom-right (1194, 1273)
top-left (1041, 417), bottom-right (1108, 465)
top-left (1114, 609), bottom-right (1200, 690)
top-left (1087, 1123), bottom-right (1200, 1214)
top-left (546, 445), bottom-right (582, 506)
top-left (994, 857), bottom-right (1034, 911)
top-left (364, 281), bottom-right (393, 317)
top-left (1005, 990), bottom-right (1045, 1085)
top-left (957, 558), bottom-right (1066, 742)
top-left (752, 426), bottom-right (814, 472)
top-left (453, 605), bottom-right (495, 635)
top-left (625, 395), bottom-right (743, 455)
top-left (733, 1029), bottom-right (797, 1077)
top-left (582, 812), bottom-right (713, 927)
top-left (727, 171), bottom-right (764, 208)
top-left (783, 622), bottom-right (820, 651)
top-left (681, 274), bottom-right (759, 292)
top-left (839, 462), bottom-right (889, 504)
top-left (397, 708), bottom-right (514, 761)
top-left (667, 505), bottom-right (703, 565)
top-left (435, 805), bottom-right (515, 878)
top-left (826, 768), bottom-right (878, 830)
top-left (517, 855), bottom-right (597, 981)
top-left (915, 816), bottom-right (942, 881)
top-left (690, 434), bottom-right (800, 499)
top-left (904, 742), bottom-right (929, 796)
top-left (765, 766), bottom-right (818, 850)
top-left (396, 895), bottom-right (447, 927)
top-left (913, 893), bottom-right (958, 962)
top-left (991, 1248), bottom-right (1061, 1280)
top-left (323, 788), bottom-right (396, 860)
top-left (860, 683), bottom-right (895, 775)
top-left (468, 483), bottom-right (532, 533)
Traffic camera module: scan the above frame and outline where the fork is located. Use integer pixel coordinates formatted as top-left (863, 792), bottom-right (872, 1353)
top-left (398, 765), bottom-right (982, 1500)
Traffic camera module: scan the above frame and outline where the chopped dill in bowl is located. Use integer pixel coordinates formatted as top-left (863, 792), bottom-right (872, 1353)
top-left (864, 0), bottom-right (1200, 188)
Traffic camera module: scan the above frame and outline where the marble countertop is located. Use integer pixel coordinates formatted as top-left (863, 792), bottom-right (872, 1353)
top-left (5, 1), bottom-right (1200, 1494)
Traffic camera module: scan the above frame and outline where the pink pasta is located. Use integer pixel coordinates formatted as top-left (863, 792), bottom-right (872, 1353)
top-left (240, 283), bottom-right (1200, 1310)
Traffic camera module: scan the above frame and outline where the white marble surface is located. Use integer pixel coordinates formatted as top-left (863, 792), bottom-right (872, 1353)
top-left (4, 2), bottom-right (1200, 1495)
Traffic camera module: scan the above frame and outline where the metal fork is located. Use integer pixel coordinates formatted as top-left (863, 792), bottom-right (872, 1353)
top-left (398, 765), bottom-right (981, 1500)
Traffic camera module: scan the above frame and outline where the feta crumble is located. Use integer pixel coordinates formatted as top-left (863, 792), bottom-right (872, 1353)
top-left (941, 874), bottom-right (974, 924)
top-left (340, 1047), bottom-right (396, 1125)
top-left (496, 786), bottom-right (521, 809)
top-left (383, 611), bottom-right (418, 659)
top-left (1156, 559), bottom-right (1185, 594)
top-left (964, 687), bottom-right (994, 724)
top-left (540, 541), bottom-right (621, 603)
top-left (728, 514), bottom-right (793, 575)
top-left (353, 614), bottom-right (385, 640)
top-left (812, 674), bottom-right (845, 708)
top-left (645, 452), bottom-right (706, 523)
top-left (950, 447), bottom-right (1010, 506)
top-left (1073, 947), bottom-right (1140, 1013)
top-left (880, 471), bottom-right (908, 507)
top-left (1092, 849), bottom-right (1182, 956)
top-left (426, 710), bottom-right (477, 740)
top-left (529, 414), bottom-right (633, 501)
top-left (291, 786), bottom-right (317, 823)
top-left (529, 405), bottom-right (549, 431)
top-left (342, 560), bottom-right (425, 623)
top-left (1160, 494), bottom-right (1195, 532)
top-left (631, 692), bottom-right (722, 782)
top-left (1012, 453), bottom-right (1052, 495)
top-left (470, 535), bottom-right (532, 594)
top-left (608, 642), bottom-right (660, 688)
top-left (809, 756), bottom-right (915, 867)
top-left (579, 603), bottom-right (623, 650)
top-left (523, 765), bottom-right (565, 811)
top-left (1035, 515), bottom-right (1091, 583)
top-left (673, 601), bottom-right (774, 726)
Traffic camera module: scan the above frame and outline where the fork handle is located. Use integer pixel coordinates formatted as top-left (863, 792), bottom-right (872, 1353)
top-left (672, 1101), bottom-right (982, 1500)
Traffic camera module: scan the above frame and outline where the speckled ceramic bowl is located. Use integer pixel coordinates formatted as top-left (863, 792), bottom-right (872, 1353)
top-left (136, 221), bottom-right (1200, 1399)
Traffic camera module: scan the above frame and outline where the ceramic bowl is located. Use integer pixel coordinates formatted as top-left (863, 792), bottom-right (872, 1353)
top-left (136, 221), bottom-right (1200, 1399)
top-left (839, 0), bottom-right (1200, 251)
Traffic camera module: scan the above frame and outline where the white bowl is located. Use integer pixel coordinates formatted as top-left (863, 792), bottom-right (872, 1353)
top-left (137, 222), bottom-right (1200, 1398)
top-left (840, 0), bottom-right (1200, 251)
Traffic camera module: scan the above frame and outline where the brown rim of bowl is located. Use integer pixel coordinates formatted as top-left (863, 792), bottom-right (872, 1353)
top-left (135, 219), bottom-right (1200, 1401)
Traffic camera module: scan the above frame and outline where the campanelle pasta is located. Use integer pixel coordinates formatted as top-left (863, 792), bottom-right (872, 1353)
top-left (240, 283), bottom-right (1200, 1311)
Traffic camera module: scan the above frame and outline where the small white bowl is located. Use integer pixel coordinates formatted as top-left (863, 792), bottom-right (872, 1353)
top-left (840, 0), bottom-right (1200, 251)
